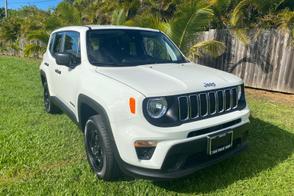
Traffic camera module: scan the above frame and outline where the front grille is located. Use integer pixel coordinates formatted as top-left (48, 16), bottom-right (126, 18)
top-left (178, 86), bottom-right (240, 121)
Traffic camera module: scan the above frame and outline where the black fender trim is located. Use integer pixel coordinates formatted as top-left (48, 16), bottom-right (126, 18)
top-left (40, 70), bottom-right (46, 86)
top-left (77, 94), bottom-right (109, 130)
top-left (77, 94), bottom-right (128, 171)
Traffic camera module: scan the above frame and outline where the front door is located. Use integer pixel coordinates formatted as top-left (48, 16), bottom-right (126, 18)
top-left (56, 31), bottom-right (81, 112)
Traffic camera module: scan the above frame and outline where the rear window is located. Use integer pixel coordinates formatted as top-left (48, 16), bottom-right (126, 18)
top-left (51, 32), bottom-right (64, 55)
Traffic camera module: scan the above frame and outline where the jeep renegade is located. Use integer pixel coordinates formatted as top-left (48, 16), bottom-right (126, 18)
top-left (40, 25), bottom-right (250, 180)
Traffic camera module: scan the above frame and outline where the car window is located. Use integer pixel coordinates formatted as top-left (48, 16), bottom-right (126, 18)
top-left (64, 32), bottom-right (80, 57)
top-left (49, 34), bottom-right (55, 53)
top-left (143, 37), bottom-right (172, 61)
top-left (87, 30), bottom-right (186, 66)
top-left (52, 32), bottom-right (64, 54)
top-left (64, 31), bottom-right (81, 65)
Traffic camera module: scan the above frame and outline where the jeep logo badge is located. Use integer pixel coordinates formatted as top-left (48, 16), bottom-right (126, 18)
top-left (204, 82), bottom-right (216, 88)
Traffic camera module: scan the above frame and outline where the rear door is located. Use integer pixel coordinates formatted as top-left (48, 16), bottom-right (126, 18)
top-left (46, 31), bottom-right (65, 97)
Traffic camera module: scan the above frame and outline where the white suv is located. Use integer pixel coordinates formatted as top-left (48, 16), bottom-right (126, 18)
top-left (40, 25), bottom-right (250, 180)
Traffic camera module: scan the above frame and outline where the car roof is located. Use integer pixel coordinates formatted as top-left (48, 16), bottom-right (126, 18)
top-left (52, 25), bottom-right (160, 33)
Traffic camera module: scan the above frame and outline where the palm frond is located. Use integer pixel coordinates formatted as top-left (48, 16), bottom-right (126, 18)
top-left (26, 30), bottom-right (49, 45)
top-left (188, 40), bottom-right (226, 59)
top-left (170, 1), bottom-right (214, 53)
top-left (24, 43), bottom-right (45, 57)
top-left (111, 9), bottom-right (128, 25)
top-left (230, 0), bottom-right (249, 27)
top-left (209, 0), bottom-right (232, 12)
top-left (55, 2), bottom-right (81, 25)
top-left (125, 15), bottom-right (170, 35)
top-left (232, 28), bottom-right (250, 45)
top-left (276, 10), bottom-right (294, 32)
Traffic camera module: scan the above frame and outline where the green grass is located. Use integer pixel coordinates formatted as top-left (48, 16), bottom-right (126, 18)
top-left (0, 56), bottom-right (294, 195)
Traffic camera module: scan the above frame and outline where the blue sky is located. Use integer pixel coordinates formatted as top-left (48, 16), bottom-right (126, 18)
top-left (0, 0), bottom-right (63, 10)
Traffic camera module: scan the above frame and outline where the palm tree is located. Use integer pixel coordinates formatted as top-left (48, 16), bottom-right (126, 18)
top-left (229, 0), bottom-right (289, 44)
top-left (125, 0), bottom-right (226, 59)
top-left (276, 9), bottom-right (294, 43)
top-left (111, 8), bottom-right (128, 25)
top-left (1, 0), bottom-right (293, 58)
top-left (139, 0), bottom-right (179, 21)
top-left (0, 17), bottom-right (22, 56)
top-left (24, 30), bottom-right (49, 57)
top-left (55, 1), bottom-right (82, 25)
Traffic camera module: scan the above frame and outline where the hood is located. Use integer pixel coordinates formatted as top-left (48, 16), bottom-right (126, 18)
top-left (95, 63), bottom-right (242, 97)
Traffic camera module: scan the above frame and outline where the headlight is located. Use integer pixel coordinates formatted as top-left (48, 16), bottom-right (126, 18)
top-left (146, 97), bottom-right (168, 119)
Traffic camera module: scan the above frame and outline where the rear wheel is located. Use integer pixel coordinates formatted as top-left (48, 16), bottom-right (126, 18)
top-left (84, 115), bottom-right (120, 181)
top-left (43, 81), bottom-right (60, 114)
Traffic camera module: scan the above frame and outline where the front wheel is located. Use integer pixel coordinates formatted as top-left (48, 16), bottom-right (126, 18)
top-left (84, 115), bottom-right (120, 181)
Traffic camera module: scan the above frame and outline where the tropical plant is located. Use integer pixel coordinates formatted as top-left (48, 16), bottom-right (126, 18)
top-left (0, 0), bottom-right (293, 58)
top-left (228, 0), bottom-right (291, 44)
top-left (111, 8), bottom-right (128, 25)
top-left (188, 40), bottom-right (226, 59)
top-left (24, 30), bottom-right (49, 57)
top-left (55, 1), bottom-right (82, 25)
top-left (209, 0), bottom-right (233, 28)
top-left (276, 9), bottom-right (294, 41)
top-left (125, 0), bottom-right (226, 59)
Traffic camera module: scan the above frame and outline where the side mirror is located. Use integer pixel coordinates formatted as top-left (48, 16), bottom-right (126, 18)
top-left (55, 52), bottom-right (71, 66)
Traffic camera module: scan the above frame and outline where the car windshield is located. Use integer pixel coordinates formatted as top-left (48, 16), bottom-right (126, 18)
top-left (86, 29), bottom-right (187, 66)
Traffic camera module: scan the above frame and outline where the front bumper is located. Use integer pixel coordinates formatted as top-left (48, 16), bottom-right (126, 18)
top-left (118, 126), bottom-right (248, 180)
top-left (111, 107), bottom-right (249, 170)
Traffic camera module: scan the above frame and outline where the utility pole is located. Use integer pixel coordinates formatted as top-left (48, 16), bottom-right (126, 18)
top-left (4, 0), bottom-right (8, 18)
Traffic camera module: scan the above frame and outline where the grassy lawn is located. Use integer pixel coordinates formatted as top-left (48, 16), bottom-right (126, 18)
top-left (0, 56), bottom-right (294, 195)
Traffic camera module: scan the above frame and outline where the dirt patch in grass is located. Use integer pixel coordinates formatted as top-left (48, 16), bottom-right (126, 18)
top-left (246, 87), bottom-right (294, 105)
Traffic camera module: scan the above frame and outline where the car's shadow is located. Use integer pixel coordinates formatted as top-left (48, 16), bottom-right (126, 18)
top-left (153, 117), bottom-right (294, 194)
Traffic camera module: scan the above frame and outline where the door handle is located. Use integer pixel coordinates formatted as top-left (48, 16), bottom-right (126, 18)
top-left (44, 62), bottom-right (49, 67)
top-left (55, 69), bottom-right (61, 74)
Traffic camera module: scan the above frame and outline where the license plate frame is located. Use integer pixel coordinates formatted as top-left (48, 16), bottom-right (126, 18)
top-left (207, 130), bottom-right (233, 155)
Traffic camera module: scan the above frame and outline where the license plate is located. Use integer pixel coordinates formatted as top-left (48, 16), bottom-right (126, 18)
top-left (207, 131), bottom-right (233, 155)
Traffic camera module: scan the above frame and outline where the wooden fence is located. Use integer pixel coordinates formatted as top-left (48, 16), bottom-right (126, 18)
top-left (194, 29), bottom-right (294, 94)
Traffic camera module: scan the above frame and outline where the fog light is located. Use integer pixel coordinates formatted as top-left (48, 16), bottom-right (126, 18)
top-left (134, 140), bottom-right (157, 160)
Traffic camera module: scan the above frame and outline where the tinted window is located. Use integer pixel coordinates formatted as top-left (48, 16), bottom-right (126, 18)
top-left (64, 31), bottom-right (81, 65)
top-left (143, 37), bottom-right (175, 61)
top-left (64, 32), bottom-right (80, 57)
top-left (52, 32), bottom-right (64, 54)
top-left (49, 34), bottom-right (55, 53)
top-left (86, 30), bottom-right (186, 66)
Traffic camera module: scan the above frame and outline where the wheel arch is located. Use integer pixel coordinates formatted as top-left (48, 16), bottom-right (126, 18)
top-left (77, 94), bottom-right (149, 176)
top-left (77, 94), bottom-right (111, 132)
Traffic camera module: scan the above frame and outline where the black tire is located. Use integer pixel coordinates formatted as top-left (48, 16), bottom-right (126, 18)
top-left (84, 115), bottom-right (121, 181)
top-left (43, 80), bottom-right (60, 114)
